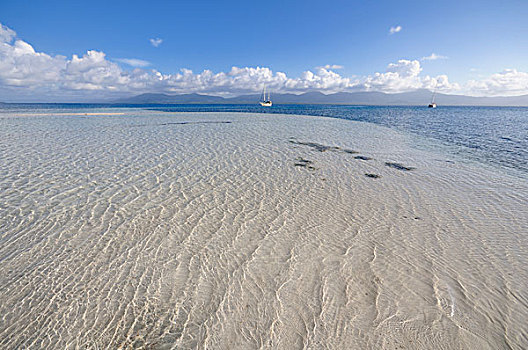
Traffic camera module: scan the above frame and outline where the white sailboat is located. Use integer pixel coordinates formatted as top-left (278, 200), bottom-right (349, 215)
top-left (428, 90), bottom-right (437, 108)
top-left (259, 86), bottom-right (272, 107)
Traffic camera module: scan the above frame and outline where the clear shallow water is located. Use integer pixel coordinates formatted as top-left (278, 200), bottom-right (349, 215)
top-left (0, 109), bottom-right (527, 348)
top-left (150, 105), bottom-right (528, 175)
top-left (2, 103), bottom-right (526, 175)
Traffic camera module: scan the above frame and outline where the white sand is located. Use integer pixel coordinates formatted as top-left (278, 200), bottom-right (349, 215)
top-left (0, 111), bottom-right (527, 349)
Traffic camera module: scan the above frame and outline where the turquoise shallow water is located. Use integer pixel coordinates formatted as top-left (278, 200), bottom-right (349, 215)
top-left (2, 104), bottom-right (527, 176)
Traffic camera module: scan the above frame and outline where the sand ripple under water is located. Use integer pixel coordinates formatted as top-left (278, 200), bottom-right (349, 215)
top-left (0, 111), bottom-right (527, 349)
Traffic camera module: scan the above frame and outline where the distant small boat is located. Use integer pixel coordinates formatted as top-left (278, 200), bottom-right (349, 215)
top-left (259, 86), bottom-right (272, 107)
top-left (428, 90), bottom-right (437, 108)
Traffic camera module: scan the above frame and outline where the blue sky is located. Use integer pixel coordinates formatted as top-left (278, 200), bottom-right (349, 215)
top-left (1, 0), bottom-right (528, 101)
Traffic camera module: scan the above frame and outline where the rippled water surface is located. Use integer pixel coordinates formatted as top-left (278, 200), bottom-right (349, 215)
top-left (3, 104), bottom-right (527, 175)
top-left (0, 108), bottom-right (527, 349)
top-left (148, 105), bottom-right (528, 175)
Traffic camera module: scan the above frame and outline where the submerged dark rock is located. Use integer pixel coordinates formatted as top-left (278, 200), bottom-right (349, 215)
top-left (355, 156), bottom-right (372, 161)
top-left (294, 163), bottom-right (316, 170)
top-left (294, 157), bottom-right (317, 170)
top-left (289, 140), bottom-right (340, 152)
top-left (295, 157), bottom-right (313, 164)
top-left (385, 162), bottom-right (415, 171)
top-left (342, 149), bottom-right (359, 154)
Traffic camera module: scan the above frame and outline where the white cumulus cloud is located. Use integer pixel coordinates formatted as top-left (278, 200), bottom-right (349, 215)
top-left (465, 69), bottom-right (528, 96)
top-left (284, 67), bottom-right (354, 92)
top-left (150, 38), bottom-right (163, 47)
top-left (0, 23), bottom-right (359, 100)
top-left (0, 29), bottom-right (67, 87)
top-left (0, 23), bottom-right (16, 42)
top-left (362, 59), bottom-right (459, 93)
top-left (389, 25), bottom-right (402, 35)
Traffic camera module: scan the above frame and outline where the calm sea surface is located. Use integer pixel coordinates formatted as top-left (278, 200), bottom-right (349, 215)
top-left (1, 104), bottom-right (527, 176)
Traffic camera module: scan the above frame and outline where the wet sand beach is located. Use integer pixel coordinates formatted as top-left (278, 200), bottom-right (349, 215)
top-left (1, 110), bottom-right (527, 349)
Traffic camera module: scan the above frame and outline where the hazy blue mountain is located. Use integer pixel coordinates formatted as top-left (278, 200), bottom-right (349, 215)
top-left (114, 90), bottom-right (528, 106)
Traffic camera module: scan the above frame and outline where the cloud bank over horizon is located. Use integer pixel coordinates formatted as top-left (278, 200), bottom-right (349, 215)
top-left (1, 23), bottom-right (527, 101)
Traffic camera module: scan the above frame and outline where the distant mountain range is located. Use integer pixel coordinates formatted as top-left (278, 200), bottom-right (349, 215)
top-left (113, 89), bottom-right (528, 106)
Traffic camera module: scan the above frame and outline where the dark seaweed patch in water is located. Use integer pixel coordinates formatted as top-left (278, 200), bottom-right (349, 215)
top-left (385, 162), bottom-right (415, 171)
top-left (294, 163), bottom-right (316, 170)
top-left (131, 121), bottom-right (232, 128)
top-left (296, 157), bottom-right (313, 164)
top-left (294, 157), bottom-right (316, 170)
top-left (289, 140), bottom-right (340, 152)
top-left (365, 173), bottom-right (381, 179)
top-left (354, 155), bottom-right (372, 161)
top-left (159, 121), bottom-right (232, 126)
top-left (289, 140), bottom-right (364, 158)
top-left (403, 215), bottom-right (422, 220)
top-left (342, 149), bottom-right (358, 154)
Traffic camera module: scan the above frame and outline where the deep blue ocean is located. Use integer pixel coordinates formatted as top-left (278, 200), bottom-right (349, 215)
top-left (1, 103), bottom-right (527, 176)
